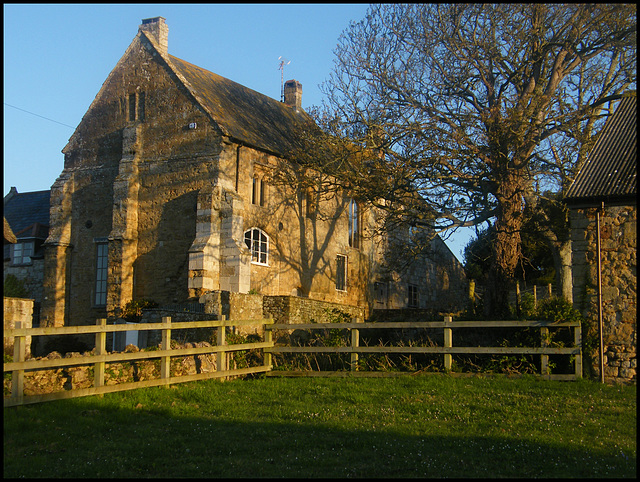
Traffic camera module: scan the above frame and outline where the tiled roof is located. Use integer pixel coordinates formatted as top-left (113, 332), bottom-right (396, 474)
top-left (3, 189), bottom-right (51, 238)
top-left (168, 55), bottom-right (316, 158)
top-left (565, 94), bottom-right (637, 206)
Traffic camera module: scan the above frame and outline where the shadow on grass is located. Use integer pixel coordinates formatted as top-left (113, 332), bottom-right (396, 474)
top-left (3, 392), bottom-right (635, 479)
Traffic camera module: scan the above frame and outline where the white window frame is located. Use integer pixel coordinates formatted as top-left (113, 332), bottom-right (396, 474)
top-left (10, 240), bottom-right (34, 265)
top-left (244, 228), bottom-right (269, 265)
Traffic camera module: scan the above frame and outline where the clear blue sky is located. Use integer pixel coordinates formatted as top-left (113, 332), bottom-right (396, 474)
top-left (3, 3), bottom-right (474, 261)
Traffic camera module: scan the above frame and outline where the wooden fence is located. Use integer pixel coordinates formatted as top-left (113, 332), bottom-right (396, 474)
top-left (3, 316), bottom-right (274, 407)
top-left (5, 316), bottom-right (582, 407)
top-left (265, 316), bottom-right (582, 381)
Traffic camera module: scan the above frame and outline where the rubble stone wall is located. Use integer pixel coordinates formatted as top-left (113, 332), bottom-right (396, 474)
top-left (570, 204), bottom-right (636, 384)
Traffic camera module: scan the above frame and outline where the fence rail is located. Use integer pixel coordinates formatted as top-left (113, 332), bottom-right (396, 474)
top-left (265, 317), bottom-right (582, 381)
top-left (4, 316), bottom-right (274, 407)
top-left (5, 316), bottom-right (582, 407)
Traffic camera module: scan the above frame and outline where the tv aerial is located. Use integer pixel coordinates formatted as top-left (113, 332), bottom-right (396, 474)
top-left (278, 56), bottom-right (291, 102)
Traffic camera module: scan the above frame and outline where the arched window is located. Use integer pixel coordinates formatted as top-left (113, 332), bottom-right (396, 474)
top-left (244, 228), bottom-right (269, 265)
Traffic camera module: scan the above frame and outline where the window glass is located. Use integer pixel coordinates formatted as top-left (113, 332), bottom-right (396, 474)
top-left (244, 228), bottom-right (269, 265)
top-left (260, 178), bottom-right (266, 206)
top-left (11, 241), bottom-right (34, 265)
top-left (408, 284), bottom-right (419, 308)
top-left (252, 177), bottom-right (258, 204)
top-left (348, 199), bottom-right (360, 249)
top-left (128, 93), bottom-right (136, 122)
top-left (336, 255), bottom-right (347, 291)
top-left (95, 242), bottom-right (108, 306)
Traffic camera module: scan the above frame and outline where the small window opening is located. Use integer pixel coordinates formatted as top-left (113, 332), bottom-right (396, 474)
top-left (336, 255), bottom-right (347, 291)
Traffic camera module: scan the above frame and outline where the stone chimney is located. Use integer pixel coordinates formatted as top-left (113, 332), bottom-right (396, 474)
top-left (283, 80), bottom-right (303, 111)
top-left (140, 17), bottom-right (168, 54)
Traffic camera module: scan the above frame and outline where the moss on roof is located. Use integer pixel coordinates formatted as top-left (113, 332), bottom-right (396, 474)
top-left (169, 55), bottom-right (316, 158)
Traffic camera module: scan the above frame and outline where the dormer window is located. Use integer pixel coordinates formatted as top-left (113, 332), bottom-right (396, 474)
top-left (10, 241), bottom-right (34, 266)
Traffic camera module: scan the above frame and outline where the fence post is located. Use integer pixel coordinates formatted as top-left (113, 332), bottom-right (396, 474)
top-left (444, 315), bottom-right (452, 371)
top-left (11, 321), bottom-right (25, 403)
top-left (515, 281), bottom-right (521, 318)
top-left (264, 316), bottom-right (273, 370)
top-left (218, 315), bottom-right (227, 377)
top-left (94, 319), bottom-right (107, 389)
top-left (540, 325), bottom-right (549, 376)
top-left (350, 325), bottom-right (360, 372)
top-left (574, 323), bottom-right (583, 379)
top-left (161, 316), bottom-right (172, 381)
top-left (534, 285), bottom-right (538, 309)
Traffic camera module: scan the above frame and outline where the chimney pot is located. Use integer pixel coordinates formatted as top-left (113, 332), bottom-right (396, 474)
top-left (140, 17), bottom-right (168, 54)
top-left (283, 79), bottom-right (303, 111)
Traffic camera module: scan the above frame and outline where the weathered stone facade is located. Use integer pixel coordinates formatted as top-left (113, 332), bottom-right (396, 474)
top-left (3, 297), bottom-right (33, 358)
top-left (570, 205), bottom-right (636, 384)
top-left (41, 17), bottom-right (466, 330)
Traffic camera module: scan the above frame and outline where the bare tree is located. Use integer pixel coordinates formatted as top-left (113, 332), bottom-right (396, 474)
top-left (290, 4), bottom-right (636, 317)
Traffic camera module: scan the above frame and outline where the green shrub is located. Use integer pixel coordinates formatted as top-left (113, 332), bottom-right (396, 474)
top-left (536, 297), bottom-right (583, 324)
top-left (3, 274), bottom-right (29, 298)
top-left (121, 299), bottom-right (158, 322)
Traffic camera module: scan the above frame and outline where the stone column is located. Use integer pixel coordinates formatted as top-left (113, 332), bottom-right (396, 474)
top-left (107, 125), bottom-right (141, 317)
top-left (219, 189), bottom-right (251, 293)
top-left (188, 186), bottom-right (222, 298)
top-left (41, 171), bottom-right (74, 327)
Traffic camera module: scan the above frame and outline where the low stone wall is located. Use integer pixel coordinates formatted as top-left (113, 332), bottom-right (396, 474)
top-left (3, 342), bottom-right (228, 397)
top-left (263, 295), bottom-right (364, 325)
top-left (4, 297), bottom-right (33, 358)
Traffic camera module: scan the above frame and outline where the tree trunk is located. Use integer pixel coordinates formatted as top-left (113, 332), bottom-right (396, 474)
top-left (552, 239), bottom-right (573, 301)
top-left (484, 171), bottom-right (524, 319)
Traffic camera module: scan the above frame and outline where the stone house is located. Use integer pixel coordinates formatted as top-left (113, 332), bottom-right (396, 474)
top-left (41, 17), bottom-right (466, 329)
top-left (564, 93), bottom-right (636, 384)
top-left (3, 187), bottom-right (50, 306)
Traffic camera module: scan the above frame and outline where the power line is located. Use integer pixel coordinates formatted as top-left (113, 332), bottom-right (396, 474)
top-left (4, 103), bottom-right (75, 129)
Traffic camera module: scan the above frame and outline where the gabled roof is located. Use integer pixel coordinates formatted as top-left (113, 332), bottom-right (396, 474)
top-left (565, 94), bottom-right (637, 207)
top-left (168, 56), bottom-right (315, 158)
top-left (3, 188), bottom-right (50, 238)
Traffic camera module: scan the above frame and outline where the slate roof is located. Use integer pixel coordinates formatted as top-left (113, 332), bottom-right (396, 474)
top-left (565, 94), bottom-right (637, 206)
top-left (3, 188), bottom-right (51, 239)
top-left (168, 55), bottom-right (316, 158)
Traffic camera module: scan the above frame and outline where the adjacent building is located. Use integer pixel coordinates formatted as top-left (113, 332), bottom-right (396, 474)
top-left (564, 93), bottom-right (636, 384)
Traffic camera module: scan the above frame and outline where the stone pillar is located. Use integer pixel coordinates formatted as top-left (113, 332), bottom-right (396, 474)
top-left (188, 186), bottom-right (222, 298)
top-left (108, 125), bottom-right (141, 317)
top-left (219, 189), bottom-right (251, 293)
top-left (41, 171), bottom-right (74, 327)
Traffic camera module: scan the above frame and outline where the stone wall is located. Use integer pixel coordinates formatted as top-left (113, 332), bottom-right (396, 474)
top-left (3, 259), bottom-right (45, 304)
top-left (3, 297), bottom-right (33, 358)
top-left (570, 204), bottom-right (636, 384)
top-left (3, 342), bottom-right (225, 398)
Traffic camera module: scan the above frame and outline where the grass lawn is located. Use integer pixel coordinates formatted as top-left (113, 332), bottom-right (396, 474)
top-left (3, 374), bottom-right (636, 478)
